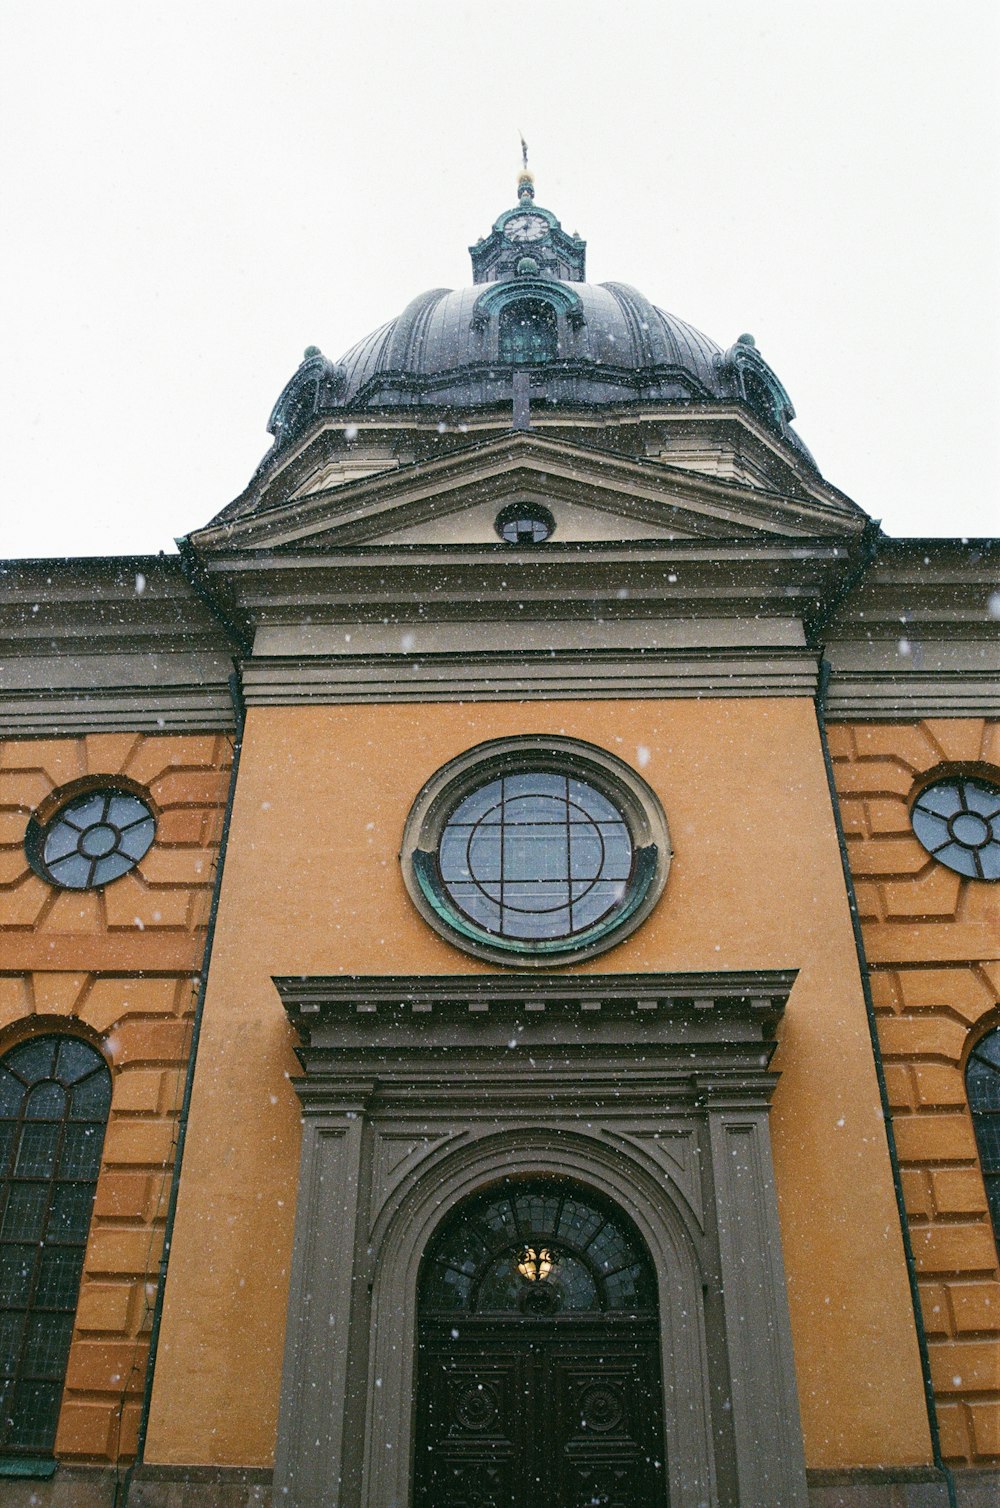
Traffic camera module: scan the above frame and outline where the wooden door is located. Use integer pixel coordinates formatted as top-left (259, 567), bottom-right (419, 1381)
top-left (415, 1320), bottom-right (667, 1508)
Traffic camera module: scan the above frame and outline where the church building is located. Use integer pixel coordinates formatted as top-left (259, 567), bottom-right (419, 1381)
top-left (1, 169), bottom-right (998, 1507)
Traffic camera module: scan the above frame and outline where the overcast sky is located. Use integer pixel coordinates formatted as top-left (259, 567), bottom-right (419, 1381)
top-left (1, 1), bottom-right (997, 559)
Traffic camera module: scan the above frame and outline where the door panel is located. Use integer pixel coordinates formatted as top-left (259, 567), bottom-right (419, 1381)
top-left (550, 1348), bottom-right (666, 1508)
top-left (416, 1353), bottom-right (521, 1508)
top-left (415, 1325), bottom-right (667, 1508)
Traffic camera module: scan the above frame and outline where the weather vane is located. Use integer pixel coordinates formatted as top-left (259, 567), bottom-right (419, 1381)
top-left (520, 133), bottom-right (529, 171)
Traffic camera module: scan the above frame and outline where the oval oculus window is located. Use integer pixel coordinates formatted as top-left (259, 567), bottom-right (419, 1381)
top-left (401, 738), bottom-right (670, 966)
top-left (27, 787), bottom-right (156, 890)
top-left (911, 775), bottom-right (1000, 880)
top-left (495, 503), bottom-right (554, 545)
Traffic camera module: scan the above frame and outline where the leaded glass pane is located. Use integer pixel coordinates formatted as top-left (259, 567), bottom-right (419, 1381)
top-left (0, 1077), bottom-right (24, 1120)
top-left (57, 1039), bottom-right (104, 1084)
top-left (49, 1182), bottom-right (95, 1241)
top-left (505, 772), bottom-right (563, 800)
top-left (437, 771), bottom-right (634, 942)
top-left (46, 853), bottom-right (93, 887)
top-left (9, 1040), bottom-right (59, 1082)
top-left (0, 1034), bottom-right (110, 1455)
top-left (912, 777), bottom-right (1000, 881)
top-left (965, 784), bottom-right (1000, 819)
top-left (969, 1058), bottom-right (1000, 1116)
top-left (93, 852), bottom-right (134, 886)
top-left (448, 780), bottom-right (504, 827)
top-left (968, 1031), bottom-right (1000, 1259)
top-left (71, 1075), bottom-right (112, 1119)
top-left (31, 786), bottom-right (156, 890)
top-left (498, 300), bottom-right (558, 364)
top-left (0, 1314), bottom-right (25, 1373)
top-left (42, 824), bottom-right (79, 863)
top-left (8, 1380), bottom-right (62, 1451)
top-left (14, 1122), bottom-right (60, 1178)
top-left (2, 1184), bottom-right (48, 1240)
top-left (58, 793), bottom-right (106, 830)
top-left (24, 1082), bottom-right (67, 1120)
top-left (107, 794), bottom-right (150, 828)
top-left (420, 1182), bottom-right (655, 1318)
top-left (0, 1247), bottom-right (34, 1307)
top-left (975, 1033), bottom-right (1000, 1072)
top-left (60, 1124), bottom-right (104, 1179)
top-left (34, 1247), bottom-right (86, 1310)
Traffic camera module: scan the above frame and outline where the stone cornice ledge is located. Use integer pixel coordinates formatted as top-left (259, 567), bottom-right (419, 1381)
top-left (274, 969), bottom-right (798, 1044)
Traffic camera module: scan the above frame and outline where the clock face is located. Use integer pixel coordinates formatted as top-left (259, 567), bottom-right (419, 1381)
top-left (504, 213), bottom-right (548, 244)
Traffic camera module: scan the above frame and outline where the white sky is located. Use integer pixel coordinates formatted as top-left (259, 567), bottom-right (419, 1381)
top-left (1, 1), bottom-right (998, 559)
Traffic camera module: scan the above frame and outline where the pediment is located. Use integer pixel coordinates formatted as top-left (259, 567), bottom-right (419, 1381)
top-left (192, 433), bottom-right (868, 556)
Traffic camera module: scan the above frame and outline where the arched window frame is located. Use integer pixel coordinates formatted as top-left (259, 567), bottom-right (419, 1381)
top-left (967, 1026), bottom-right (1000, 1251)
top-left (0, 1032), bottom-right (112, 1458)
top-left (498, 298), bottom-right (559, 365)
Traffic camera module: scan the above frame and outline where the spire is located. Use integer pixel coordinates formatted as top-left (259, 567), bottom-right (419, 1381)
top-left (517, 133), bottom-right (535, 202)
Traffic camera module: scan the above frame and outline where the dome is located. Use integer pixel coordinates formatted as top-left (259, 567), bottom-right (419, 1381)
top-left (266, 185), bottom-right (814, 466)
top-left (332, 281), bottom-right (728, 409)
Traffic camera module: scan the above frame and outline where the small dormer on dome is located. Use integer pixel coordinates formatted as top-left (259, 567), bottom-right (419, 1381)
top-left (268, 347), bottom-right (347, 450)
top-left (718, 333), bottom-right (802, 450)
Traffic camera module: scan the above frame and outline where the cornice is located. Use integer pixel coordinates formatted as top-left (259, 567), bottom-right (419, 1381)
top-left (0, 556), bottom-right (238, 736)
top-left (823, 669), bottom-right (1000, 720)
top-left (823, 539), bottom-right (1000, 716)
top-left (243, 647), bottom-right (820, 704)
top-left (217, 406), bottom-right (849, 530)
top-left (275, 969), bottom-right (797, 1045)
top-left (199, 538), bottom-right (851, 644)
top-left (0, 684), bottom-right (235, 736)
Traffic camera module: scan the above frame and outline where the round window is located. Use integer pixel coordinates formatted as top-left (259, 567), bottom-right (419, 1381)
top-left (26, 787), bottom-right (157, 889)
top-left (495, 503), bottom-right (554, 545)
top-left (911, 775), bottom-right (1000, 880)
top-left (401, 738), bottom-right (670, 966)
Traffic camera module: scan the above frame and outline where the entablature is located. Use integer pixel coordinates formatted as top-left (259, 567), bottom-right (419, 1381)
top-left (0, 556), bottom-right (238, 735)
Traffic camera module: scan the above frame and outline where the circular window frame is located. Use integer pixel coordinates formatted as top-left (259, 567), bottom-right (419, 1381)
top-left (494, 502), bottom-right (555, 545)
top-left (400, 737), bottom-right (670, 968)
top-left (908, 765), bottom-right (1000, 882)
top-left (25, 776), bottom-right (158, 891)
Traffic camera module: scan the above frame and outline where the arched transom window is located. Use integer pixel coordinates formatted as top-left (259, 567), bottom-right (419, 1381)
top-left (419, 1181), bottom-right (657, 1318)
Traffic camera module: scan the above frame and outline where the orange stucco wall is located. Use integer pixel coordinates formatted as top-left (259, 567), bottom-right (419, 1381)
top-left (145, 698), bottom-right (932, 1471)
top-left (0, 733), bottom-right (232, 1463)
top-left (829, 718), bottom-right (1000, 1466)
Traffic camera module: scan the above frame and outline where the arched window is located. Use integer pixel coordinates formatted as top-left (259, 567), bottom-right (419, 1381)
top-left (498, 300), bottom-right (558, 364)
top-left (0, 1036), bottom-right (111, 1456)
top-left (968, 1029), bottom-right (1000, 1250)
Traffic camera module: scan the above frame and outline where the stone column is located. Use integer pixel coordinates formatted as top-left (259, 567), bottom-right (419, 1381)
top-left (272, 1079), bottom-right (373, 1508)
top-left (704, 1077), bottom-right (809, 1508)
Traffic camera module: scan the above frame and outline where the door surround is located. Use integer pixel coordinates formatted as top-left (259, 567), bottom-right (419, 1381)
top-left (272, 970), bottom-right (810, 1508)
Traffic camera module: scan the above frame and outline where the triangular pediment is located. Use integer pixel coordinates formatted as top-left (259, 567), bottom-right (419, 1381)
top-left (191, 433), bottom-right (868, 556)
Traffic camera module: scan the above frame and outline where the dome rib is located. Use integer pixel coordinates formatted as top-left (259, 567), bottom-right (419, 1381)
top-left (385, 289), bottom-right (452, 372)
